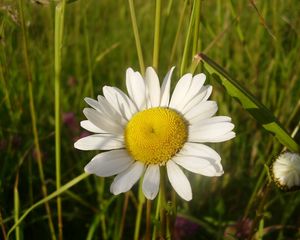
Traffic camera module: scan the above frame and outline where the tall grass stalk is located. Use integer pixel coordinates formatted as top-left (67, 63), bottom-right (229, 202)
top-left (119, 193), bottom-right (129, 239)
top-left (17, 0), bottom-right (56, 239)
top-left (169, 0), bottom-right (188, 65)
top-left (54, 1), bottom-right (67, 239)
top-left (13, 174), bottom-right (20, 240)
top-left (128, 0), bottom-right (145, 74)
top-left (192, 0), bottom-right (201, 56)
top-left (83, 12), bottom-right (94, 97)
top-left (152, 0), bottom-right (161, 69)
top-left (180, 0), bottom-right (197, 75)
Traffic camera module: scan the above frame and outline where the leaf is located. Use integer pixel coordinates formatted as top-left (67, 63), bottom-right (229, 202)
top-left (194, 53), bottom-right (299, 153)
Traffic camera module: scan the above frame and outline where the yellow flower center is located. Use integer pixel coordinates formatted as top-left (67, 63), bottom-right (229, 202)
top-left (125, 107), bottom-right (188, 165)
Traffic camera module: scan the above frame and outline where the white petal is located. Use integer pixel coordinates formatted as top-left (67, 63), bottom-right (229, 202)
top-left (84, 97), bottom-right (102, 112)
top-left (97, 95), bottom-right (126, 124)
top-left (203, 132), bottom-right (236, 142)
top-left (84, 150), bottom-right (133, 177)
top-left (160, 67), bottom-right (175, 107)
top-left (181, 85), bottom-right (212, 114)
top-left (145, 67), bottom-right (161, 107)
top-left (74, 134), bottom-right (124, 150)
top-left (126, 68), bottom-right (147, 110)
top-left (175, 73), bottom-right (206, 111)
top-left (83, 108), bottom-right (123, 135)
top-left (166, 160), bottom-right (192, 201)
top-left (178, 142), bottom-right (221, 162)
top-left (173, 155), bottom-right (223, 177)
top-left (84, 96), bottom-right (126, 127)
top-left (103, 86), bottom-right (137, 120)
top-left (189, 121), bottom-right (235, 143)
top-left (186, 73), bottom-right (206, 99)
top-left (184, 101), bottom-right (218, 124)
top-left (142, 165), bottom-right (160, 200)
top-left (80, 120), bottom-right (107, 133)
top-left (194, 116), bottom-right (232, 125)
top-left (110, 161), bottom-right (144, 195)
top-left (169, 73), bottom-right (192, 109)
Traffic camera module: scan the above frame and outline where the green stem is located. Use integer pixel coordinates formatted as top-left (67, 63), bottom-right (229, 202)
top-left (7, 173), bottom-right (90, 239)
top-left (248, 182), bottom-right (271, 240)
top-left (145, 200), bottom-right (151, 240)
top-left (14, 174), bottom-right (20, 240)
top-left (192, 0), bottom-right (201, 56)
top-left (86, 215), bottom-right (101, 240)
top-left (134, 180), bottom-right (145, 240)
top-left (17, 0), bottom-right (56, 239)
top-left (180, 0), bottom-right (197, 75)
top-left (169, 0), bottom-right (188, 65)
top-left (83, 12), bottom-right (94, 97)
top-left (97, 178), bottom-right (108, 240)
top-left (128, 0), bottom-right (145, 74)
top-left (100, 212), bottom-right (108, 240)
top-left (153, 0), bottom-right (161, 69)
top-left (55, 1), bottom-right (67, 239)
top-left (159, 168), bottom-right (166, 238)
top-left (152, 187), bottom-right (161, 240)
top-left (119, 193), bottom-right (129, 239)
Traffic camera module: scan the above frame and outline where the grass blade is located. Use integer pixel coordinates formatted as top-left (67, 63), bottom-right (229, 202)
top-left (195, 53), bottom-right (299, 152)
top-left (54, 1), bottom-right (67, 239)
top-left (7, 173), bottom-right (90, 239)
top-left (128, 0), bottom-right (145, 74)
top-left (14, 174), bottom-right (20, 240)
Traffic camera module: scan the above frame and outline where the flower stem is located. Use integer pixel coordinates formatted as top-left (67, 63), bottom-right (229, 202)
top-left (145, 200), bottom-right (152, 240)
top-left (128, 0), bottom-right (145, 75)
top-left (98, 178), bottom-right (108, 240)
top-left (153, 0), bottom-right (161, 69)
top-left (247, 182), bottom-right (271, 240)
top-left (134, 180), bottom-right (145, 240)
top-left (119, 193), bottom-right (129, 239)
top-left (152, 187), bottom-right (161, 240)
top-left (159, 169), bottom-right (166, 238)
top-left (54, 1), bottom-right (67, 239)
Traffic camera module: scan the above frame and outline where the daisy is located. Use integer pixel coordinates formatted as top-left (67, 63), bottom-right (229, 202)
top-left (271, 152), bottom-right (300, 191)
top-left (74, 67), bottom-right (235, 201)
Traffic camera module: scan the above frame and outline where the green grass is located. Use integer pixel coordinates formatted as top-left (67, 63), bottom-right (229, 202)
top-left (1, 0), bottom-right (300, 239)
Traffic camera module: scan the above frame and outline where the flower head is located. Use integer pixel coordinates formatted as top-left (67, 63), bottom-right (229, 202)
top-left (271, 151), bottom-right (300, 191)
top-left (74, 67), bottom-right (235, 201)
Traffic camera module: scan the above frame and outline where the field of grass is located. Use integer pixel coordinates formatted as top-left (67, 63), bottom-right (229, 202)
top-left (1, 0), bottom-right (300, 239)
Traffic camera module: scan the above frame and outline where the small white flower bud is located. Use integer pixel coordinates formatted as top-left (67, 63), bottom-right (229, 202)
top-left (271, 152), bottom-right (300, 191)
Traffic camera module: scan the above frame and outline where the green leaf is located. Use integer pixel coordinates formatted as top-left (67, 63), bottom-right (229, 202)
top-left (196, 53), bottom-right (299, 153)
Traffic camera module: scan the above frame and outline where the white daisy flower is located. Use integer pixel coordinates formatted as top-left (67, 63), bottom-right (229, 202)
top-left (271, 152), bottom-right (300, 191)
top-left (74, 67), bottom-right (235, 201)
